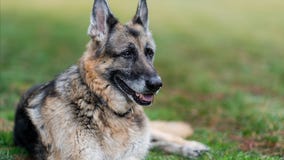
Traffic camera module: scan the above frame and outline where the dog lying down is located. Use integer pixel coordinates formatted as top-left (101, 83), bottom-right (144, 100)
top-left (13, 0), bottom-right (209, 159)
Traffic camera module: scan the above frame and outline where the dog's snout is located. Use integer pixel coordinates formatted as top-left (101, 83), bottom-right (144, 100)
top-left (146, 76), bottom-right (163, 92)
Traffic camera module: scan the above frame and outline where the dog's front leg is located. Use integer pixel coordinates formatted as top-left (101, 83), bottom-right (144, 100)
top-left (150, 121), bottom-right (209, 158)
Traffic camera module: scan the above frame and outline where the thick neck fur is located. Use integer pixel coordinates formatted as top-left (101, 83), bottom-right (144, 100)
top-left (55, 64), bottom-right (146, 128)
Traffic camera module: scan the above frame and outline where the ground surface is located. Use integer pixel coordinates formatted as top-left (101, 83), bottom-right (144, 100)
top-left (1, 0), bottom-right (284, 159)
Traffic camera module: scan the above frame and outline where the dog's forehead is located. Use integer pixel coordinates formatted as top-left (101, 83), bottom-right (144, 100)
top-left (109, 23), bottom-right (155, 50)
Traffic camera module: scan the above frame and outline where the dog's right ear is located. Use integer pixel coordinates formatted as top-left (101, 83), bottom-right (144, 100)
top-left (88, 0), bottom-right (118, 42)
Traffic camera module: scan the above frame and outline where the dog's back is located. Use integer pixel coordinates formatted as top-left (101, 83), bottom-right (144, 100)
top-left (14, 83), bottom-right (51, 158)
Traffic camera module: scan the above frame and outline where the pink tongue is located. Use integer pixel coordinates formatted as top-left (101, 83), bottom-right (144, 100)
top-left (137, 94), bottom-right (154, 102)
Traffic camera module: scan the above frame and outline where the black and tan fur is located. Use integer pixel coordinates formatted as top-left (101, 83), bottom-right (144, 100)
top-left (13, 0), bottom-right (209, 159)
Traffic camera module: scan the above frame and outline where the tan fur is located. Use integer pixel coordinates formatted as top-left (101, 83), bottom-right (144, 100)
top-left (150, 121), bottom-right (193, 139)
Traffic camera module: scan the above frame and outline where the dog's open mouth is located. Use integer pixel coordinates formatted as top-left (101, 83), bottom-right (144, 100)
top-left (114, 76), bottom-right (154, 106)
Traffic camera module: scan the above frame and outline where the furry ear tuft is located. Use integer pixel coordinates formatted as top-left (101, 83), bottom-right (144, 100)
top-left (88, 0), bottom-right (118, 42)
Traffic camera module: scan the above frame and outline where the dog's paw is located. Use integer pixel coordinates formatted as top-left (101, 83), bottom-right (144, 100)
top-left (180, 141), bottom-right (210, 158)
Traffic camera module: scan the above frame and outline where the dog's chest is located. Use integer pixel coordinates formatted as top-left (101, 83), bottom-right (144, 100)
top-left (58, 101), bottom-right (149, 159)
top-left (76, 113), bottom-right (151, 160)
top-left (28, 95), bottom-right (150, 160)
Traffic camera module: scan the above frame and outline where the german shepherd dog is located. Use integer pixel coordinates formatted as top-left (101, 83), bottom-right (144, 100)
top-left (13, 0), bottom-right (209, 159)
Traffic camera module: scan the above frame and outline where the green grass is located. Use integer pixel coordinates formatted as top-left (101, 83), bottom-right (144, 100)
top-left (1, 0), bottom-right (284, 159)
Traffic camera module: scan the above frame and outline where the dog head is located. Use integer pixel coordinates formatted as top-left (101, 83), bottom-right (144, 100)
top-left (82, 0), bottom-right (162, 107)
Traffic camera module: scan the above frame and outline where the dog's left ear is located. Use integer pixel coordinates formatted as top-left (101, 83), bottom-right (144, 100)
top-left (133, 0), bottom-right (149, 30)
top-left (88, 0), bottom-right (118, 42)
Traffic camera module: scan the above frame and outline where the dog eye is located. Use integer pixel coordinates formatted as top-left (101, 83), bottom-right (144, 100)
top-left (121, 50), bottom-right (134, 59)
top-left (145, 48), bottom-right (154, 59)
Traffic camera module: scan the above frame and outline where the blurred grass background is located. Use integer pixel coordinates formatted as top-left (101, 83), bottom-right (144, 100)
top-left (1, 0), bottom-right (284, 159)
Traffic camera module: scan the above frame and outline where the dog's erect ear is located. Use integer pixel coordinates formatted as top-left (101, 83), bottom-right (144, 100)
top-left (133, 0), bottom-right (149, 30)
top-left (88, 0), bottom-right (118, 42)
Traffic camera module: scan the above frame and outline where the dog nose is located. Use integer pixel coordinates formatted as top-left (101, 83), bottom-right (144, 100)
top-left (146, 76), bottom-right (163, 92)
